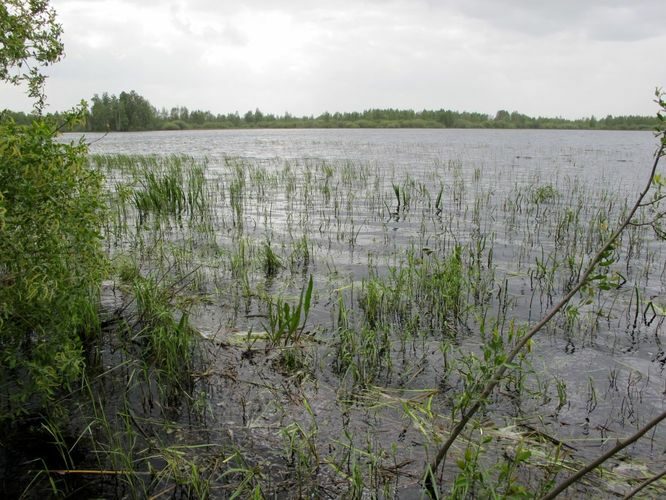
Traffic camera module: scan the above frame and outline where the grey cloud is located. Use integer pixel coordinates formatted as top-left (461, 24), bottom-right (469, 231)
top-left (51, 0), bottom-right (666, 42)
top-left (444, 0), bottom-right (665, 41)
top-left (168, 5), bottom-right (248, 47)
top-left (3, 0), bottom-right (663, 118)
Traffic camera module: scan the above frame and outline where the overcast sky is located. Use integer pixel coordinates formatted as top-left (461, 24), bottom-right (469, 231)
top-left (2, 0), bottom-right (665, 119)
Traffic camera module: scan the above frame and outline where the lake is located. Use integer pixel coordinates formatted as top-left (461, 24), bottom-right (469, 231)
top-left (73, 127), bottom-right (655, 184)
top-left (64, 128), bottom-right (666, 496)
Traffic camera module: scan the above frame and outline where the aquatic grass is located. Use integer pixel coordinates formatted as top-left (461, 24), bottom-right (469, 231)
top-left (117, 265), bottom-right (202, 390)
top-left (357, 245), bottom-right (470, 339)
top-left (221, 449), bottom-right (265, 499)
top-left (148, 444), bottom-right (213, 498)
top-left (262, 240), bottom-right (283, 277)
top-left (279, 397), bottom-right (320, 496)
top-left (531, 183), bottom-right (560, 205)
top-left (333, 325), bottom-right (393, 387)
top-left (264, 275), bottom-right (314, 347)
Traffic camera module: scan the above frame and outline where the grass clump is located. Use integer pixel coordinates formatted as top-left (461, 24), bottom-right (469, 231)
top-left (131, 274), bottom-right (198, 381)
top-left (265, 275), bottom-right (314, 347)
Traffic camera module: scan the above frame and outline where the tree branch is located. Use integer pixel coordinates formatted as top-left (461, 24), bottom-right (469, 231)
top-left (541, 410), bottom-right (666, 500)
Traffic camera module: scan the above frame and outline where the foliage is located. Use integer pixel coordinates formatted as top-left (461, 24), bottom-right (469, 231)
top-left (424, 88), bottom-right (666, 497)
top-left (265, 275), bottom-right (314, 346)
top-left (88, 90), bottom-right (156, 131)
top-left (0, 110), bottom-right (106, 419)
top-left (0, 0), bottom-right (64, 112)
top-left (12, 112), bottom-right (666, 496)
top-left (74, 89), bottom-right (662, 132)
top-left (130, 272), bottom-right (198, 383)
top-left (0, 0), bottom-right (106, 421)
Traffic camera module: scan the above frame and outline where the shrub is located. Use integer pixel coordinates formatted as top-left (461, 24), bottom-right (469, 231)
top-left (0, 111), bottom-right (106, 419)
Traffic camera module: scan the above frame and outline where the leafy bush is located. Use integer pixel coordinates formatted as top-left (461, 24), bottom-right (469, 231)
top-left (0, 111), bottom-right (106, 419)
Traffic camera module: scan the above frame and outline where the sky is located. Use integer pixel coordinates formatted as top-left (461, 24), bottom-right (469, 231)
top-left (2, 0), bottom-right (665, 119)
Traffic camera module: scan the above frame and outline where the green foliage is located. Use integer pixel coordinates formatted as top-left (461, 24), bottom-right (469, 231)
top-left (429, 245), bottom-right (464, 321)
top-left (0, 0), bottom-right (106, 421)
top-left (76, 89), bottom-right (662, 132)
top-left (130, 272), bottom-right (198, 382)
top-left (0, 110), bottom-right (106, 419)
top-left (132, 162), bottom-right (188, 222)
top-left (0, 0), bottom-right (64, 112)
top-left (334, 325), bottom-right (392, 387)
top-left (358, 247), bottom-right (466, 335)
top-left (262, 241), bottom-right (283, 277)
top-left (531, 184), bottom-right (560, 204)
top-left (264, 275), bottom-right (313, 346)
top-left (657, 87), bottom-right (666, 140)
top-left (88, 90), bottom-right (156, 131)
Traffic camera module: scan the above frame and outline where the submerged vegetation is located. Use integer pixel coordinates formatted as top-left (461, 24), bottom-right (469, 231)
top-left (2, 1), bottom-right (666, 498)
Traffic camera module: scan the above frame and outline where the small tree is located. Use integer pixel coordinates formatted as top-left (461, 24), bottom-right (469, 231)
top-left (0, 0), bottom-right (64, 113)
top-left (0, 0), bottom-right (106, 420)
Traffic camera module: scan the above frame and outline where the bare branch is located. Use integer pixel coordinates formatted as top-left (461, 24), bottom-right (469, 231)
top-left (541, 410), bottom-right (666, 500)
top-left (622, 468), bottom-right (666, 499)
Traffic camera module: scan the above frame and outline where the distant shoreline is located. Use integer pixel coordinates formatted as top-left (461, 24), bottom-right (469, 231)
top-left (64, 124), bottom-right (657, 133)
top-left (3, 88), bottom-right (659, 133)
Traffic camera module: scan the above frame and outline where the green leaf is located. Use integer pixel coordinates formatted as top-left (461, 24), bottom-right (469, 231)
top-left (515, 449), bottom-right (531, 462)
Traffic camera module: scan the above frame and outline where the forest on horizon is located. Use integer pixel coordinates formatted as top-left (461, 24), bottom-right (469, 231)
top-left (2, 89), bottom-right (659, 132)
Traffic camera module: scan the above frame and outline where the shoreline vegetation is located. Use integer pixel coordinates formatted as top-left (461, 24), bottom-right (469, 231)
top-left (2, 89), bottom-right (660, 132)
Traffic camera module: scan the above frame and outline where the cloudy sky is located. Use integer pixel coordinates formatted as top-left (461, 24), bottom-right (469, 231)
top-left (3, 0), bottom-right (665, 118)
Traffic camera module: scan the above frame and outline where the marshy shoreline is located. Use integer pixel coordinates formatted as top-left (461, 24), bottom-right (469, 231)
top-left (4, 127), bottom-right (666, 498)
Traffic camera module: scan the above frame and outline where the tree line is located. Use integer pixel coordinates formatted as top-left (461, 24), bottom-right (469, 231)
top-left (2, 89), bottom-right (660, 131)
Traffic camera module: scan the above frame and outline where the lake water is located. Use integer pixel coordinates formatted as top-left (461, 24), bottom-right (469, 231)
top-left (67, 128), bottom-right (666, 495)
top-left (70, 127), bottom-right (655, 186)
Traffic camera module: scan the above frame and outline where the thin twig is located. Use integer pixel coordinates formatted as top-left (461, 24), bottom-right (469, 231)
top-left (540, 409), bottom-right (666, 499)
top-left (637, 192), bottom-right (666, 207)
top-left (623, 468), bottom-right (666, 499)
top-left (39, 468), bottom-right (149, 476)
